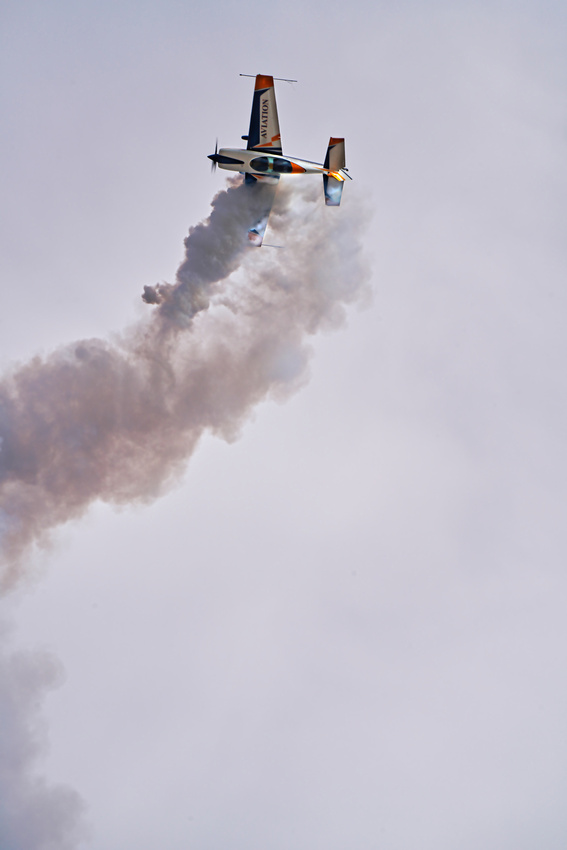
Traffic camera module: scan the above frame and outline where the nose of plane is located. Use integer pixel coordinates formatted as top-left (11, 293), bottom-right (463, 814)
top-left (209, 138), bottom-right (219, 169)
top-left (209, 139), bottom-right (219, 173)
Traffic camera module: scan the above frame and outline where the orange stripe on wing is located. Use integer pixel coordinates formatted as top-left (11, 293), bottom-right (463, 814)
top-left (255, 74), bottom-right (274, 90)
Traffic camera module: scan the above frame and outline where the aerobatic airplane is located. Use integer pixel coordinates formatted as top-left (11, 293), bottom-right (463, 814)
top-left (208, 74), bottom-right (351, 246)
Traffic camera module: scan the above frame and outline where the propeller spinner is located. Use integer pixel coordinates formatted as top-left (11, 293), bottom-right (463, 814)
top-left (208, 139), bottom-right (219, 173)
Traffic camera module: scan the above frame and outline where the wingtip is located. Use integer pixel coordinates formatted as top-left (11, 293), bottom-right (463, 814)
top-left (255, 74), bottom-right (274, 90)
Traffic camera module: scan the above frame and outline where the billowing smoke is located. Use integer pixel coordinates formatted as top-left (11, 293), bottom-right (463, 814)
top-left (0, 176), bottom-right (368, 848)
top-left (0, 623), bottom-right (86, 849)
top-left (0, 176), bottom-right (369, 592)
top-left (142, 175), bottom-right (280, 317)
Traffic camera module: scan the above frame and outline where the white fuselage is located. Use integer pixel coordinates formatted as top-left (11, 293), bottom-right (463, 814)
top-left (216, 147), bottom-right (336, 178)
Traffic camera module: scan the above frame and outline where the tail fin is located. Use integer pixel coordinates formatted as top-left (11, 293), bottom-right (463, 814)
top-left (324, 137), bottom-right (345, 172)
top-left (323, 137), bottom-right (346, 206)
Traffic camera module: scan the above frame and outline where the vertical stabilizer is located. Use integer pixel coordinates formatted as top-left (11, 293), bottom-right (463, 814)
top-left (323, 137), bottom-right (346, 206)
top-left (323, 174), bottom-right (344, 206)
top-left (324, 137), bottom-right (345, 172)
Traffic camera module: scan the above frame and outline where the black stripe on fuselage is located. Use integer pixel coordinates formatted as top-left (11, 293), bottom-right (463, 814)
top-left (215, 154), bottom-right (245, 165)
top-left (249, 146), bottom-right (283, 156)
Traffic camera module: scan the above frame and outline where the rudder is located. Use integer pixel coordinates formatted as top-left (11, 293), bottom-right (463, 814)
top-left (324, 137), bottom-right (345, 172)
top-left (323, 137), bottom-right (346, 206)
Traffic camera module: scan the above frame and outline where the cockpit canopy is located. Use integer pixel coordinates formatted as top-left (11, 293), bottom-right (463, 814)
top-left (250, 156), bottom-right (293, 174)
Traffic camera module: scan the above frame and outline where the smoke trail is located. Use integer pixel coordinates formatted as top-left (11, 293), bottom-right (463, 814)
top-left (0, 176), bottom-right (370, 591)
top-left (141, 175), bottom-right (279, 318)
top-left (0, 176), bottom-right (368, 848)
top-left (0, 622), bottom-right (86, 849)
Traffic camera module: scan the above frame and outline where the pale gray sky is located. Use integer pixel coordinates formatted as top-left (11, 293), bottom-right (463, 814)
top-left (1, 1), bottom-right (567, 848)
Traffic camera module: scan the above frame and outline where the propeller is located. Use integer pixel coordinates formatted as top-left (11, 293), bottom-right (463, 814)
top-left (209, 139), bottom-right (218, 173)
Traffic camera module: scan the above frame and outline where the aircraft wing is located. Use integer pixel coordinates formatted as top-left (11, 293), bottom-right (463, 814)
top-left (246, 75), bottom-right (283, 155)
top-left (245, 174), bottom-right (279, 247)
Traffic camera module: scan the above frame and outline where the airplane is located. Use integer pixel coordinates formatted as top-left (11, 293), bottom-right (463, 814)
top-left (208, 74), bottom-right (351, 246)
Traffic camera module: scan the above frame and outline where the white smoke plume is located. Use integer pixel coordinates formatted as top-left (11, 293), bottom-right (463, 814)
top-left (0, 176), bottom-right (368, 849)
top-left (0, 176), bottom-right (370, 592)
top-left (141, 175), bottom-right (280, 317)
top-left (0, 623), bottom-right (86, 849)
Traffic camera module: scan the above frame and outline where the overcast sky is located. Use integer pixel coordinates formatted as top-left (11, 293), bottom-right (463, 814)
top-left (1, 1), bottom-right (567, 848)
